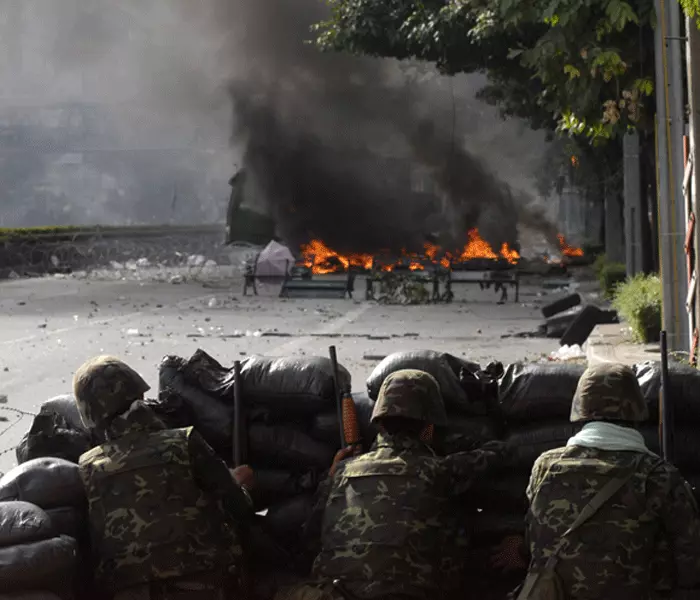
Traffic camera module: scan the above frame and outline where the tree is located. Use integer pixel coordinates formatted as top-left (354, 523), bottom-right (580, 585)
top-left (314, 0), bottom-right (656, 144)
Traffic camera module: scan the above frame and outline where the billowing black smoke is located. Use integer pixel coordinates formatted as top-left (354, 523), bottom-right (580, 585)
top-left (215, 0), bottom-right (555, 254)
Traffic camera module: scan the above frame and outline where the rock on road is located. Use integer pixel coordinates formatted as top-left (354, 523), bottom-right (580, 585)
top-left (0, 272), bottom-right (559, 475)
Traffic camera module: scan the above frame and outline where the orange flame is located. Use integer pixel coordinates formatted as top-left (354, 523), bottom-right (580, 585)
top-left (300, 228), bottom-right (521, 274)
top-left (557, 234), bottom-right (584, 257)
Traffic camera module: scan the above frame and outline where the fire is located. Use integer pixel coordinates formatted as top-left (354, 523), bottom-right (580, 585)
top-left (300, 239), bottom-right (373, 274)
top-left (558, 234), bottom-right (584, 257)
top-left (300, 228), bottom-right (521, 275)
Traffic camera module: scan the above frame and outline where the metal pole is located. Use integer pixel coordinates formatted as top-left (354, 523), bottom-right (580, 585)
top-left (687, 15), bottom-right (700, 356)
top-left (660, 331), bottom-right (675, 462)
top-left (624, 132), bottom-right (642, 275)
top-left (233, 360), bottom-right (243, 467)
top-left (655, 0), bottom-right (687, 352)
top-left (667, 0), bottom-right (691, 348)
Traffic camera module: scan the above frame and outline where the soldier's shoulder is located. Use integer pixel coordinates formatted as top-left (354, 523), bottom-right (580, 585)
top-left (534, 447), bottom-right (568, 467)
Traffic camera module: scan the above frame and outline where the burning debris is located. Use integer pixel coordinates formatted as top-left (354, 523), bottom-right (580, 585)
top-left (300, 230), bottom-right (581, 275)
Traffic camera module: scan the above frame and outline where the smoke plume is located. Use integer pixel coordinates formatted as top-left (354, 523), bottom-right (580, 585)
top-left (0, 0), bottom-right (552, 253)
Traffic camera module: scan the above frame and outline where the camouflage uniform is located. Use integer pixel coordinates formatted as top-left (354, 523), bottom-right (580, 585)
top-left (74, 356), bottom-right (252, 599)
top-left (293, 370), bottom-right (507, 600)
top-left (522, 364), bottom-right (700, 599)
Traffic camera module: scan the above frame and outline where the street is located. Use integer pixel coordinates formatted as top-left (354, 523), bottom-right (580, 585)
top-left (0, 270), bottom-right (560, 475)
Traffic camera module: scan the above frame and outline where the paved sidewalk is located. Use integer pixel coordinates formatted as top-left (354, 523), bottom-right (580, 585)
top-left (586, 323), bottom-right (660, 366)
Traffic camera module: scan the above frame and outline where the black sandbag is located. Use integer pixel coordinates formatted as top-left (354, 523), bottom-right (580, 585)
top-left (39, 394), bottom-right (87, 434)
top-left (0, 594), bottom-right (63, 600)
top-left (635, 360), bottom-right (700, 422)
top-left (159, 363), bottom-right (232, 454)
top-left (15, 413), bottom-right (92, 466)
top-left (45, 507), bottom-right (84, 541)
top-left (0, 535), bottom-right (77, 593)
top-left (252, 470), bottom-right (320, 509)
top-left (640, 426), bottom-right (700, 471)
top-left (240, 355), bottom-right (351, 413)
top-left (366, 350), bottom-right (479, 411)
top-left (471, 512), bottom-right (525, 542)
top-left (264, 494), bottom-right (316, 541)
top-left (162, 351), bottom-right (236, 399)
top-left (143, 391), bottom-right (194, 431)
top-left (308, 392), bottom-right (378, 449)
top-left (505, 423), bottom-right (581, 472)
top-left (0, 458), bottom-right (85, 510)
top-left (0, 502), bottom-right (55, 548)
top-left (498, 363), bottom-right (586, 422)
top-left (434, 415), bottom-right (501, 456)
top-left (248, 424), bottom-right (335, 470)
top-left (468, 475), bottom-right (530, 512)
top-left (248, 516), bottom-right (293, 570)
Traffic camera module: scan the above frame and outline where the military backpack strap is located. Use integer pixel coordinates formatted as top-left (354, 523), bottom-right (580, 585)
top-left (516, 454), bottom-right (643, 599)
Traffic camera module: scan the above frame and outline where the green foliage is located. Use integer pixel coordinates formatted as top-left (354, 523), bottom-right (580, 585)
top-left (593, 253), bottom-right (609, 278)
top-left (612, 274), bottom-right (662, 343)
top-left (314, 0), bottom-right (657, 145)
top-left (679, 0), bottom-right (700, 27)
top-left (598, 260), bottom-right (627, 298)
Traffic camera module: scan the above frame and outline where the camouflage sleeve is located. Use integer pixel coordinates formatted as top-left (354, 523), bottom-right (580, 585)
top-left (443, 440), bottom-right (508, 496)
top-left (188, 430), bottom-right (254, 523)
top-left (525, 453), bottom-right (549, 503)
top-left (654, 468), bottom-right (700, 590)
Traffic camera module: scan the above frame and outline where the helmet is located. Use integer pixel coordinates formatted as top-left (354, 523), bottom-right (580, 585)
top-left (73, 356), bottom-right (151, 429)
top-left (570, 363), bottom-right (648, 423)
top-left (371, 369), bottom-right (448, 426)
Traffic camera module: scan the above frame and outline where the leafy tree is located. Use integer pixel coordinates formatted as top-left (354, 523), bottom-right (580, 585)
top-left (314, 0), bottom-right (656, 143)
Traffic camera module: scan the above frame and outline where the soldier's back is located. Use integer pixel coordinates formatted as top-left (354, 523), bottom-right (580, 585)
top-left (526, 445), bottom-right (686, 599)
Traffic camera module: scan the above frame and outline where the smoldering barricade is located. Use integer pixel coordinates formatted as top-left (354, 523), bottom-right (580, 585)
top-left (8, 352), bottom-right (700, 599)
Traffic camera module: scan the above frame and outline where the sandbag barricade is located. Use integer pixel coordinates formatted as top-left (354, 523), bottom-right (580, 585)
top-left (0, 459), bottom-right (91, 599)
top-left (0, 501), bottom-right (78, 598)
top-left (156, 349), bottom-right (354, 551)
top-left (366, 350), bottom-right (496, 415)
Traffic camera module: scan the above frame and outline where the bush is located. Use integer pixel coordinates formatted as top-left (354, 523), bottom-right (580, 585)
top-left (600, 263), bottom-right (627, 299)
top-left (612, 274), bottom-right (662, 343)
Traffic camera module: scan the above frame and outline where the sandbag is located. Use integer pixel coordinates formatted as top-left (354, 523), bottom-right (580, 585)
top-left (163, 351), bottom-right (235, 399)
top-left (434, 416), bottom-right (501, 456)
top-left (0, 458), bottom-right (85, 510)
top-left (498, 363), bottom-right (586, 422)
top-left (505, 423), bottom-right (581, 472)
top-left (468, 475), bottom-right (530, 512)
top-left (0, 594), bottom-right (63, 600)
top-left (248, 424), bottom-right (335, 471)
top-left (159, 363), bottom-right (232, 454)
top-left (366, 350), bottom-right (480, 412)
top-left (39, 394), bottom-right (87, 434)
top-left (0, 502), bottom-right (55, 548)
top-left (309, 392), bottom-right (378, 449)
top-left (251, 469), bottom-right (320, 509)
top-left (640, 426), bottom-right (700, 471)
top-left (635, 361), bottom-right (700, 422)
top-left (264, 493), bottom-right (316, 541)
top-left (471, 512), bottom-right (526, 542)
top-left (45, 507), bottom-right (85, 541)
top-left (0, 535), bottom-right (77, 593)
top-left (240, 355), bottom-right (351, 414)
top-left (16, 412), bottom-right (93, 466)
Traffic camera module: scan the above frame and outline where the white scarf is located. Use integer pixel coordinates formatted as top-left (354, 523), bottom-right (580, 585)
top-left (567, 421), bottom-right (657, 456)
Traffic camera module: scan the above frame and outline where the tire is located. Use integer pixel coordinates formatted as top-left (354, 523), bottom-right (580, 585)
top-left (541, 293), bottom-right (581, 319)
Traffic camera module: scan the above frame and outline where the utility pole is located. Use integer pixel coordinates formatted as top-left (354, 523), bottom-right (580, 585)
top-left (655, 0), bottom-right (689, 352)
top-left (623, 131), bottom-right (643, 275)
top-left (687, 15), bottom-right (700, 362)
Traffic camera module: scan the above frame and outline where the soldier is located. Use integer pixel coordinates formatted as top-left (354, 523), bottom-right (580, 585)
top-left (74, 355), bottom-right (254, 600)
top-left (283, 368), bottom-right (509, 600)
top-left (492, 363), bottom-right (700, 599)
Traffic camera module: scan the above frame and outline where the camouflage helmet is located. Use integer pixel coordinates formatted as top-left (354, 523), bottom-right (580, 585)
top-left (73, 356), bottom-right (150, 429)
top-left (371, 369), bottom-right (448, 426)
top-left (570, 363), bottom-right (648, 423)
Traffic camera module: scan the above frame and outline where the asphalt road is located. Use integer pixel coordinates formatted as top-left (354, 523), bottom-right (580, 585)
top-left (0, 270), bottom-right (560, 475)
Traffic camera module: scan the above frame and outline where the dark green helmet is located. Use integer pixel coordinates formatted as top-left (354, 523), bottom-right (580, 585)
top-left (371, 369), bottom-right (448, 426)
top-left (570, 363), bottom-right (648, 423)
top-left (73, 356), bottom-right (150, 430)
